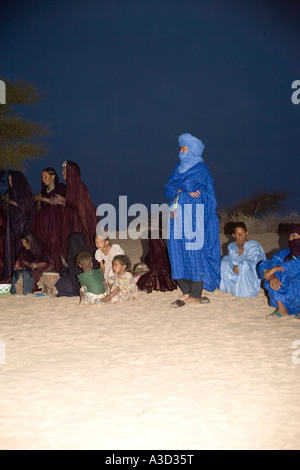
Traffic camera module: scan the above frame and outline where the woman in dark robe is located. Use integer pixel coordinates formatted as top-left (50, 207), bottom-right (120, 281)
top-left (3, 171), bottom-right (34, 279)
top-left (32, 167), bottom-right (66, 270)
top-left (56, 232), bottom-right (97, 297)
top-left (0, 197), bottom-right (6, 280)
top-left (137, 218), bottom-right (178, 294)
top-left (53, 161), bottom-right (98, 253)
top-left (13, 230), bottom-right (55, 291)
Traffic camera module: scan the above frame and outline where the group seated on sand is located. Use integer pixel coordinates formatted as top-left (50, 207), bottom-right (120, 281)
top-left (171, 221), bottom-right (300, 321)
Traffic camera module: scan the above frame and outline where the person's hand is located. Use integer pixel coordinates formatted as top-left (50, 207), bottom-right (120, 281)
top-left (52, 194), bottom-right (65, 205)
top-left (269, 275), bottom-right (283, 290)
top-left (233, 265), bottom-right (240, 274)
top-left (3, 194), bottom-right (12, 205)
top-left (32, 193), bottom-right (42, 202)
top-left (189, 190), bottom-right (200, 198)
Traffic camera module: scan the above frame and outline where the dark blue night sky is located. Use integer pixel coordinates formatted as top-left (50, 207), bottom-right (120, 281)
top-left (1, 0), bottom-right (300, 214)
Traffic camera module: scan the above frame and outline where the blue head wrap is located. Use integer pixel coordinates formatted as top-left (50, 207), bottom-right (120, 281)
top-left (178, 133), bottom-right (205, 173)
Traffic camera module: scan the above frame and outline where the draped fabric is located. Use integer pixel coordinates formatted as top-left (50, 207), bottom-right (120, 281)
top-left (15, 230), bottom-right (54, 290)
top-left (56, 232), bottom-right (97, 297)
top-left (165, 161), bottom-right (221, 291)
top-left (137, 233), bottom-right (178, 293)
top-left (219, 240), bottom-right (266, 297)
top-left (3, 171), bottom-right (34, 278)
top-left (0, 199), bottom-right (6, 280)
top-left (285, 223), bottom-right (300, 260)
top-left (258, 249), bottom-right (300, 315)
top-left (32, 181), bottom-right (66, 270)
top-left (62, 161), bottom-right (98, 253)
top-left (178, 133), bottom-right (204, 173)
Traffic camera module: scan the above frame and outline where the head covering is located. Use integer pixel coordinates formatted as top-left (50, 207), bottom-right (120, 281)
top-left (178, 133), bottom-right (205, 174)
top-left (288, 224), bottom-right (300, 236)
top-left (8, 170), bottom-right (34, 218)
top-left (286, 223), bottom-right (300, 259)
top-left (62, 161), bottom-right (97, 251)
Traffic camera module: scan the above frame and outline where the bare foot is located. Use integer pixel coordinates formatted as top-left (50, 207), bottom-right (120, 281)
top-left (184, 297), bottom-right (200, 305)
top-left (276, 301), bottom-right (289, 317)
top-left (178, 294), bottom-right (190, 301)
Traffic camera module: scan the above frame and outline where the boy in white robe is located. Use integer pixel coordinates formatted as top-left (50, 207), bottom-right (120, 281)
top-left (219, 222), bottom-right (266, 297)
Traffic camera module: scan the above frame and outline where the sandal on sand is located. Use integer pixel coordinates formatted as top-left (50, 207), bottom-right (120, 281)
top-left (200, 296), bottom-right (210, 304)
top-left (265, 310), bottom-right (290, 320)
top-left (171, 299), bottom-right (185, 308)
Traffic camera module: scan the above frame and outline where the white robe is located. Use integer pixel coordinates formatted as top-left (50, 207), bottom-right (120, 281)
top-left (219, 240), bottom-right (266, 297)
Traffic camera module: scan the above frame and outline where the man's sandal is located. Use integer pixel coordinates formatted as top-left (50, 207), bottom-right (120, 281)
top-left (171, 299), bottom-right (186, 308)
top-left (265, 310), bottom-right (290, 320)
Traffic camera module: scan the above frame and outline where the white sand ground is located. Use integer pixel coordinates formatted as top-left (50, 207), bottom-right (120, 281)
top-left (0, 232), bottom-right (300, 450)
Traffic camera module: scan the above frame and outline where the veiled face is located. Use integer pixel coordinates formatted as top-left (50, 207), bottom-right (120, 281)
top-left (289, 232), bottom-right (300, 241)
top-left (42, 171), bottom-right (55, 187)
top-left (180, 146), bottom-right (189, 153)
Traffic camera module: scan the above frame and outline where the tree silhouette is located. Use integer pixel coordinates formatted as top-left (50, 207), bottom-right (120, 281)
top-left (0, 77), bottom-right (49, 171)
top-left (225, 190), bottom-right (287, 217)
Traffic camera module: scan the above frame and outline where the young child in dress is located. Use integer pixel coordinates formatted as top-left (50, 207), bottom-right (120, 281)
top-left (102, 255), bottom-right (138, 304)
top-left (95, 233), bottom-right (124, 281)
top-left (76, 251), bottom-right (107, 305)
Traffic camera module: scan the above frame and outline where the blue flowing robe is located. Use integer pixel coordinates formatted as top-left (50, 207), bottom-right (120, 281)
top-left (165, 162), bottom-right (221, 291)
top-left (219, 240), bottom-right (266, 297)
top-left (258, 249), bottom-right (300, 315)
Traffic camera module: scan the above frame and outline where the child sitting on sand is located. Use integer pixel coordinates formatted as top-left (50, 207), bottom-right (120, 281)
top-left (102, 255), bottom-right (138, 304)
top-left (95, 232), bottom-right (124, 281)
top-left (76, 251), bottom-right (107, 305)
top-left (219, 221), bottom-right (266, 297)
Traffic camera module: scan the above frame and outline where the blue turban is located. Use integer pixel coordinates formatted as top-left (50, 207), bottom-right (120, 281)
top-left (178, 133), bottom-right (205, 173)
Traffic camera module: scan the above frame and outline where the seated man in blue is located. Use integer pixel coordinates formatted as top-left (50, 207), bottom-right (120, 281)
top-left (258, 223), bottom-right (300, 319)
top-left (219, 222), bottom-right (266, 297)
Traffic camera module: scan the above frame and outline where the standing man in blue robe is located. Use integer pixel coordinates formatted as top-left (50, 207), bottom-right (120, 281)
top-left (165, 133), bottom-right (221, 307)
top-left (258, 223), bottom-right (300, 319)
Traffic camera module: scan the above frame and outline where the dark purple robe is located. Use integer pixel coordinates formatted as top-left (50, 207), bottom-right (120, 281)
top-left (0, 199), bottom-right (6, 280)
top-left (137, 233), bottom-right (178, 293)
top-left (61, 161), bottom-right (98, 253)
top-left (33, 182), bottom-right (66, 270)
top-left (3, 171), bottom-right (34, 278)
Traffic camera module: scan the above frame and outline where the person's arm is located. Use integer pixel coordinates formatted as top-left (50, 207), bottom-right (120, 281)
top-left (263, 266), bottom-right (285, 290)
top-left (3, 194), bottom-right (18, 207)
top-left (101, 286), bottom-right (120, 303)
top-left (99, 260), bottom-right (105, 275)
top-left (22, 260), bottom-right (47, 270)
